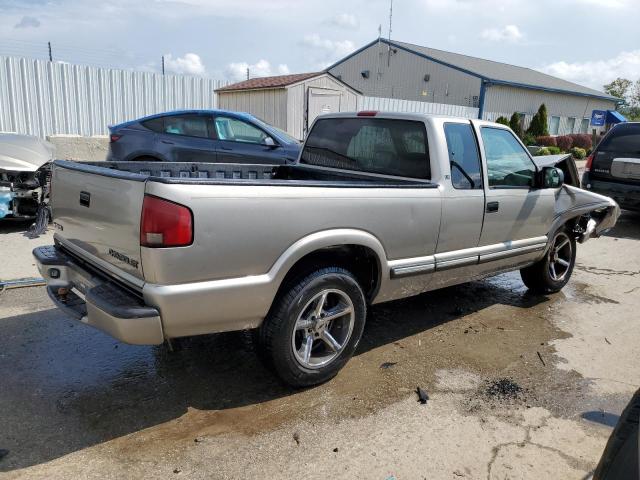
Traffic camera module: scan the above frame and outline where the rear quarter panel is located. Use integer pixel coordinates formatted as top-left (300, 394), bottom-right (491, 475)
top-left (141, 181), bottom-right (442, 286)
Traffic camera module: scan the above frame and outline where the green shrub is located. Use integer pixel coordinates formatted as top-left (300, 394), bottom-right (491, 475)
top-left (570, 147), bottom-right (586, 159)
top-left (526, 104), bottom-right (549, 137)
top-left (522, 133), bottom-right (536, 146)
top-left (547, 146), bottom-right (561, 155)
top-left (535, 147), bottom-right (551, 156)
top-left (495, 116), bottom-right (510, 126)
top-left (509, 112), bottom-right (523, 138)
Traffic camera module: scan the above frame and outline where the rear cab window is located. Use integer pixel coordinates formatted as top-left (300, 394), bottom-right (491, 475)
top-left (301, 117), bottom-right (430, 179)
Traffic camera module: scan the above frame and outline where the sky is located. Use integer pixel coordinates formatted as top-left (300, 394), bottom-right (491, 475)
top-left (1, 0), bottom-right (639, 93)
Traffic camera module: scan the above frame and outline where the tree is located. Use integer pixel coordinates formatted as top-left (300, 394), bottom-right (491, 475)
top-left (509, 112), bottom-right (523, 138)
top-left (526, 104), bottom-right (549, 137)
top-left (495, 116), bottom-right (510, 126)
top-left (603, 77), bottom-right (632, 101)
top-left (630, 79), bottom-right (640, 108)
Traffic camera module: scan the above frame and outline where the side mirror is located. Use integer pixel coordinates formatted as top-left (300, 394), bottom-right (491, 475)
top-left (263, 136), bottom-right (278, 148)
top-left (541, 166), bottom-right (564, 188)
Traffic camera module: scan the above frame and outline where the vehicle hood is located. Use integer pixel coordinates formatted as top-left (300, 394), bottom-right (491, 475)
top-left (0, 133), bottom-right (55, 172)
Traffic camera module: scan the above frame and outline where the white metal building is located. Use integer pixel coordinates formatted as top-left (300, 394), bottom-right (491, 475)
top-left (216, 72), bottom-right (359, 140)
top-left (327, 39), bottom-right (621, 135)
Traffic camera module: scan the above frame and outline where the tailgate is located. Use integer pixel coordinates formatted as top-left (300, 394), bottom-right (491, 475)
top-left (51, 161), bottom-right (146, 283)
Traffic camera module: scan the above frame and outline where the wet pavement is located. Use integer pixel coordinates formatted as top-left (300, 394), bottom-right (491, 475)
top-left (0, 211), bottom-right (639, 479)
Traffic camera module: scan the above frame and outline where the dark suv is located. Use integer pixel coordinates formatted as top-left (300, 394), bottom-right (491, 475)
top-left (107, 110), bottom-right (301, 165)
top-left (583, 122), bottom-right (640, 211)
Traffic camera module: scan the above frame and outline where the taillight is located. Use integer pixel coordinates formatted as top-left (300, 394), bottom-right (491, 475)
top-left (110, 134), bottom-right (121, 142)
top-left (584, 154), bottom-right (594, 172)
top-left (140, 195), bottom-right (193, 248)
top-left (357, 110), bottom-right (378, 117)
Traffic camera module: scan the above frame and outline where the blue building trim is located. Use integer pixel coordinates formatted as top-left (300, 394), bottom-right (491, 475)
top-left (478, 81), bottom-right (488, 119)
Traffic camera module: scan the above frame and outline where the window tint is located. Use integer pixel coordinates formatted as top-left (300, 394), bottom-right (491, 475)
top-left (141, 117), bottom-right (165, 133)
top-left (444, 122), bottom-right (482, 189)
top-left (301, 118), bottom-right (430, 179)
top-left (598, 123), bottom-right (640, 153)
top-left (215, 117), bottom-right (268, 144)
top-left (163, 114), bottom-right (210, 138)
top-left (481, 127), bottom-right (536, 188)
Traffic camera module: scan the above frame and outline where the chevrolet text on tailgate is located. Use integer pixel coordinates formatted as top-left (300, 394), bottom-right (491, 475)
top-left (34, 112), bottom-right (619, 387)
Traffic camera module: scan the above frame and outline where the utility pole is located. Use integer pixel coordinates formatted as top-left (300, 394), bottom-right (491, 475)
top-left (161, 55), bottom-right (165, 75)
top-left (47, 41), bottom-right (52, 62)
top-left (246, 67), bottom-right (249, 80)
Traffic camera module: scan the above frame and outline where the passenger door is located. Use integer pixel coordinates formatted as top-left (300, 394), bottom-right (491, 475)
top-left (213, 115), bottom-right (287, 165)
top-left (476, 125), bottom-right (555, 246)
top-left (154, 113), bottom-right (219, 163)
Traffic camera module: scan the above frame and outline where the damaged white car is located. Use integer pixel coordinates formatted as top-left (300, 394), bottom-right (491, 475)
top-left (0, 133), bottom-right (53, 231)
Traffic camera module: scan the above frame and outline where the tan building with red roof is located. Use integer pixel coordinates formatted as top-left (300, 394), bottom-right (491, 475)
top-left (216, 72), bottom-right (359, 140)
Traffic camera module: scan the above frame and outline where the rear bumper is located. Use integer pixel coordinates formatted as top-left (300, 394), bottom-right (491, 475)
top-left (33, 245), bottom-right (164, 345)
top-left (582, 175), bottom-right (640, 212)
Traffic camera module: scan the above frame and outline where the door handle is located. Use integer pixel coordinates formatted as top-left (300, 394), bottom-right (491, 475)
top-left (161, 140), bottom-right (174, 145)
top-left (486, 201), bottom-right (499, 213)
top-left (219, 146), bottom-right (232, 151)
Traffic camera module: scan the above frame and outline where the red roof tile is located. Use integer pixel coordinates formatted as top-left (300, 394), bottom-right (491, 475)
top-left (216, 72), bottom-right (321, 92)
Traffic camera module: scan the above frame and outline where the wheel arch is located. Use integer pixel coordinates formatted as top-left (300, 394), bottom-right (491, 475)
top-left (268, 229), bottom-right (388, 305)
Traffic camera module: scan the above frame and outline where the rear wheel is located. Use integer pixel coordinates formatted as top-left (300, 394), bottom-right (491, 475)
top-left (520, 228), bottom-right (576, 293)
top-left (257, 267), bottom-right (366, 387)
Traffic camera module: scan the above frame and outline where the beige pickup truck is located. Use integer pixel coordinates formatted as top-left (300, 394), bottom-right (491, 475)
top-left (34, 112), bottom-right (618, 386)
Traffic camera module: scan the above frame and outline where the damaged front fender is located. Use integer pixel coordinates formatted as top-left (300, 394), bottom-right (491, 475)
top-left (551, 184), bottom-right (620, 244)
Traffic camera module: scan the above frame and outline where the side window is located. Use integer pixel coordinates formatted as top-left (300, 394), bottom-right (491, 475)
top-left (444, 123), bottom-right (482, 189)
top-left (549, 116), bottom-right (560, 135)
top-left (163, 114), bottom-right (211, 138)
top-left (481, 127), bottom-right (536, 188)
top-left (141, 117), bottom-right (164, 133)
top-left (215, 117), bottom-right (268, 144)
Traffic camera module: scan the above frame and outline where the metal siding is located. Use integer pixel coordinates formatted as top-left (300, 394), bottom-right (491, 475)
top-left (483, 85), bottom-right (617, 135)
top-left (0, 55), bottom-right (226, 138)
top-left (217, 89), bottom-right (287, 132)
top-left (329, 41), bottom-right (482, 106)
top-left (357, 96), bottom-right (479, 118)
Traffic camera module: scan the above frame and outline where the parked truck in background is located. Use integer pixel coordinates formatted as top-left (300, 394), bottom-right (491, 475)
top-left (34, 112), bottom-right (619, 387)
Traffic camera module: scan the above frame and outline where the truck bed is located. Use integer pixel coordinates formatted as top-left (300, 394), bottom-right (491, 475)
top-left (72, 161), bottom-right (434, 187)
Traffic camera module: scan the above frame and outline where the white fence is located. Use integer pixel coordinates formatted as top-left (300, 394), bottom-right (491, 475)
top-left (357, 96), bottom-right (479, 119)
top-left (0, 56), bottom-right (228, 138)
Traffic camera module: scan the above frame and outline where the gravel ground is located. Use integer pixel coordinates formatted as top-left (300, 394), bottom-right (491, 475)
top-left (0, 210), bottom-right (638, 479)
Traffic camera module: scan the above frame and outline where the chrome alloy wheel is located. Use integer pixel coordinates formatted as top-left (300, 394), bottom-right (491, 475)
top-left (291, 289), bottom-right (355, 369)
top-left (548, 232), bottom-right (572, 282)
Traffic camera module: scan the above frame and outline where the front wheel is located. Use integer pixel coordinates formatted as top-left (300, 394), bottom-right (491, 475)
top-left (520, 228), bottom-right (577, 293)
top-left (257, 267), bottom-right (367, 387)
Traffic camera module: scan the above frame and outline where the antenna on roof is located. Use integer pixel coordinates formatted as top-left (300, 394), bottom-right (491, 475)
top-left (387, 0), bottom-right (393, 66)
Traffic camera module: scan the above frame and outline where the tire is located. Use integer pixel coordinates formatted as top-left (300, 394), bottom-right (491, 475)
top-left (520, 228), bottom-right (577, 293)
top-left (257, 267), bottom-right (366, 387)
